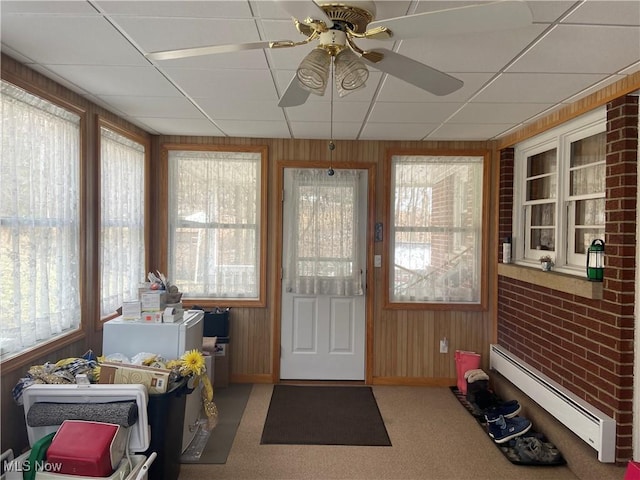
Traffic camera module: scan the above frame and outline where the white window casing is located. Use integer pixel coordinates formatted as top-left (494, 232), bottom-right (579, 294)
top-left (513, 108), bottom-right (606, 275)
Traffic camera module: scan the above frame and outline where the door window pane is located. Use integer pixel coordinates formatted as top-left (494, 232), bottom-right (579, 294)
top-left (283, 169), bottom-right (363, 296)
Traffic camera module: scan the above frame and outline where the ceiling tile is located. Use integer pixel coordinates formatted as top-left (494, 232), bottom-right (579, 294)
top-left (1, 1), bottom-right (98, 14)
top-left (196, 98), bottom-right (287, 121)
top-left (163, 67), bottom-right (277, 100)
top-left (291, 121), bottom-right (364, 140)
top-left (95, 1), bottom-right (253, 18)
top-left (1, 14), bottom-right (147, 66)
top-left (376, 72), bottom-right (494, 102)
top-left (448, 102), bottom-right (555, 125)
top-left (368, 101), bottom-right (461, 124)
top-left (427, 123), bottom-right (515, 140)
top-left (284, 99), bottom-right (371, 124)
top-left (42, 65), bottom-right (183, 97)
top-left (112, 16), bottom-right (263, 55)
top-left (133, 117), bottom-right (224, 136)
top-left (97, 95), bottom-right (204, 118)
top-left (397, 24), bottom-right (547, 73)
top-left (563, 74), bottom-right (629, 103)
top-left (509, 25), bottom-right (640, 74)
top-left (473, 72), bottom-right (610, 103)
top-left (360, 122), bottom-right (435, 141)
top-left (564, 1), bottom-right (640, 26)
top-left (215, 119), bottom-right (291, 139)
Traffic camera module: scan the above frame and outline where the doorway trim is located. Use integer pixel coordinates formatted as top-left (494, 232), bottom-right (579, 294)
top-left (272, 160), bottom-right (376, 384)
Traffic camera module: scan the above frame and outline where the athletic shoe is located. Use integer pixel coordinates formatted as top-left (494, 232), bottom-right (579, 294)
top-left (514, 436), bottom-right (562, 463)
top-left (484, 400), bottom-right (521, 419)
top-left (485, 414), bottom-right (532, 443)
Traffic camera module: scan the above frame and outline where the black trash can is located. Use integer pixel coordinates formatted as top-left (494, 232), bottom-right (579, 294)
top-left (202, 309), bottom-right (230, 338)
top-left (145, 379), bottom-right (190, 480)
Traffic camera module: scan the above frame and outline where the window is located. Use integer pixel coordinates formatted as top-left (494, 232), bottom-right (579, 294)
top-left (167, 146), bottom-right (266, 303)
top-left (514, 108), bottom-right (605, 272)
top-left (0, 80), bottom-right (82, 358)
top-left (99, 122), bottom-right (147, 317)
top-left (387, 153), bottom-right (486, 306)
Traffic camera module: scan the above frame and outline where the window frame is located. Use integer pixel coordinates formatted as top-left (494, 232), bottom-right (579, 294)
top-left (513, 108), bottom-right (606, 274)
top-left (0, 76), bottom-right (87, 371)
top-left (96, 116), bottom-right (150, 322)
top-left (162, 144), bottom-right (268, 308)
top-left (383, 149), bottom-right (490, 311)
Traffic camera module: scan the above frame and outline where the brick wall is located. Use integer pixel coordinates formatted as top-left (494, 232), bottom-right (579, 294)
top-left (499, 148), bottom-right (514, 262)
top-left (497, 95), bottom-right (638, 461)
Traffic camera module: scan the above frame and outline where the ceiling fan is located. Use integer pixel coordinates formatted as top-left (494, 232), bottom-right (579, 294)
top-left (146, 0), bottom-right (532, 108)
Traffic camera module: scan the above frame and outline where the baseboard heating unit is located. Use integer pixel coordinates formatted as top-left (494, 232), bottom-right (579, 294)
top-left (489, 344), bottom-right (616, 462)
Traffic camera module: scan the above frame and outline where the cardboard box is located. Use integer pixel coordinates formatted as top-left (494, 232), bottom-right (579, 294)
top-left (213, 341), bottom-right (229, 388)
top-left (121, 301), bottom-right (141, 319)
top-left (140, 291), bottom-right (166, 311)
top-left (99, 362), bottom-right (170, 394)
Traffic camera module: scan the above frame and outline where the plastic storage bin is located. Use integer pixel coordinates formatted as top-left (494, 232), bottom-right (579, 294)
top-left (144, 380), bottom-right (189, 480)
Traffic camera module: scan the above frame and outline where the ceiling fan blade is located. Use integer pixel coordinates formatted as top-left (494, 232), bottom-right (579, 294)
top-left (367, 0), bottom-right (532, 40)
top-left (147, 41), bottom-right (273, 61)
top-left (362, 49), bottom-right (463, 96)
top-left (275, 0), bottom-right (333, 28)
top-left (278, 75), bottom-right (311, 108)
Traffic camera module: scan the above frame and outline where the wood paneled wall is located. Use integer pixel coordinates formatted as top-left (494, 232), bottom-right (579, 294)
top-left (154, 135), bottom-right (498, 384)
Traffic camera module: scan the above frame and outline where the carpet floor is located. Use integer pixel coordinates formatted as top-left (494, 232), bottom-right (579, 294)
top-left (178, 384), bottom-right (626, 480)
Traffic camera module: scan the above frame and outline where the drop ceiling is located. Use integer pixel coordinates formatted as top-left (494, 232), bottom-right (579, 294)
top-left (1, 0), bottom-right (639, 141)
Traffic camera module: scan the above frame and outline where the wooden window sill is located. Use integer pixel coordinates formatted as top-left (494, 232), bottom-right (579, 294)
top-left (498, 263), bottom-right (603, 300)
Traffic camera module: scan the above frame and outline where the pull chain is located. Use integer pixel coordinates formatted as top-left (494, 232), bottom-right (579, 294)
top-left (328, 57), bottom-right (335, 177)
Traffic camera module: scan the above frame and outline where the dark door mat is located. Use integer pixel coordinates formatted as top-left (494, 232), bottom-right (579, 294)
top-left (450, 386), bottom-right (567, 467)
top-left (261, 385), bottom-right (391, 446)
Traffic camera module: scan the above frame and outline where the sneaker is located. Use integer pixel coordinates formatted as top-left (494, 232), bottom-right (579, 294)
top-left (485, 414), bottom-right (532, 443)
top-left (484, 400), bottom-right (521, 419)
top-left (514, 436), bottom-right (562, 463)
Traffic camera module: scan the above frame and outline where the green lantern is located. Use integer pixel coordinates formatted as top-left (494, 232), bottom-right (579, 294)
top-left (586, 239), bottom-right (605, 282)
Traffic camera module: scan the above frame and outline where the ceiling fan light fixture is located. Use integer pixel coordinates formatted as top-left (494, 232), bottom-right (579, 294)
top-left (296, 47), bottom-right (331, 95)
top-left (334, 48), bottom-right (369, 97)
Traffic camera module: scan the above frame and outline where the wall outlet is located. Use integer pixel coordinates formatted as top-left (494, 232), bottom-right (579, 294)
top-left (439, 338), bottom-right (448, 354)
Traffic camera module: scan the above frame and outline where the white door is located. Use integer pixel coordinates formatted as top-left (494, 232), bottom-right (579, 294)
top-left (280, 168), bottom-right (367, 380)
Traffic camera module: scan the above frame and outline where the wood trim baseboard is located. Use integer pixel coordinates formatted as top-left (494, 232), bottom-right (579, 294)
top-left (372, 376), bottom-right (455, 387)
top-left (231, 373), bottom-right (273, 384)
